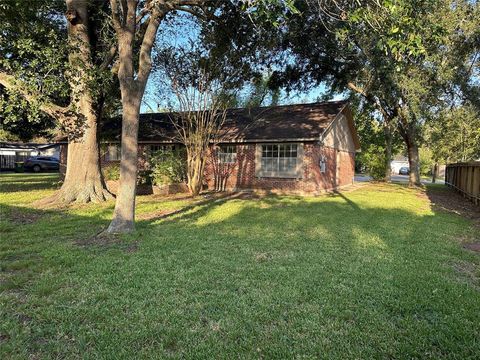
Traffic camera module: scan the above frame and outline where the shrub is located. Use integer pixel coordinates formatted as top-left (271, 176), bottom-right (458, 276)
top-left (103, 163), bottom-right (120, 181)
top-left (419, 147), bottom-right (434, 176)
top-left (149, 149), bottom-right (187, 186)
top-left (359, 144), bottom-right (387, 180)
top-left (137, 169), bottom-right (153, 185)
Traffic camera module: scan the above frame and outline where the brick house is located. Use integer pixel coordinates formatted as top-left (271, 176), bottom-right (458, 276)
top-left (59, 100), bottom-right (360, 194)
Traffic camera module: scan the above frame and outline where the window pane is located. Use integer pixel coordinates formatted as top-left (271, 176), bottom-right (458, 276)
top-left (107, 145), bottom-right (120, 161)
top-left (219, 145), bottom-right (236, 163)
top-left (288, 158), bottom-right (296, 171)
top-left (262, 145), bottom-right (267, 157)
top-left (290, 145), bottom-right (297, 157)
top-left (260, 144), bottom-right (299, 176)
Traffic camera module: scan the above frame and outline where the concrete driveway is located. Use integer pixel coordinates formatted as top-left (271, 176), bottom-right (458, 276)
top-left (355, 174), bottom-right (444, 184)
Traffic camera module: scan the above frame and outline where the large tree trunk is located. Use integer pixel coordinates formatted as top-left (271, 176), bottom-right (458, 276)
top-left (49, 108), bottom-right (112, 203)
top-left (40, 0), bottom-right (111, 205)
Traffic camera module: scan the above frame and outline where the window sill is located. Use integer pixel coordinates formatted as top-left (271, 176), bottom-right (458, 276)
top-left (256, 175), bottom-right (303, 180)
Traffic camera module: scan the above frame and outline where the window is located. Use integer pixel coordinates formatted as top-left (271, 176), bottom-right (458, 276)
top-left (105, 145), bottom-right (121, 161)
top-left (259, 144), bottom-right (299, 177)
top-left (218, 145), bottom-right (237, 164)
top-left (149, 144), bottom-right (175, 154)
top-left (319, 155), bottom-right (326, 173)
top-left (16, 151), bottom-right (32, 162)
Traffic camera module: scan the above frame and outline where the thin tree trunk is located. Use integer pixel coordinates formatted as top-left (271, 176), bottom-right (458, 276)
top-left (432, 162), bottom-right (438, 184)
top-left (398, 112), bottom-right (421, 187)
top-left (383, 122), bottom-right (393, 182)
top-left (188, 154), bottom-right (205, 196)
top-left (107, 2), bottom-right (162, 233)
top-left (107, 91), bottom-right (141, 232)
top-left (406, 137), bottom-right (421, 187)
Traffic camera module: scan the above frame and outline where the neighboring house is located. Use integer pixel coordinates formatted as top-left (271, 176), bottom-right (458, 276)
top-left (390, 155), bottom-right (446, 177)
top-left (59, 101), bottom-right (361, 194)
top-left (0, 142), bottom-right (60, 170)
top-left (390, 155), bottom-right (409, 175)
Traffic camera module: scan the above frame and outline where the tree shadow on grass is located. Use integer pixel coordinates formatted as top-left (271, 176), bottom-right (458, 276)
top-left (1, 187), bottom-right (480, 358)
top-left (0, 173), bottom-right (60, 193)
top-left (424, 184), bottom-right (480, 227)
top-left (129, 190), bottom-right (480, 357)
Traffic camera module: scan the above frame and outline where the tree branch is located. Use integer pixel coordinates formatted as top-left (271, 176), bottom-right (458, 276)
top-left (100, 44), bottom-right (118, 70)
top-left (110, 0), bottom-right (123, 32)
top-left (174, 5), bottom-right (206, 19)
top-left (136, 8), bottom-right (164, 85)
top-left (0, 71), bottom-right (71, 121)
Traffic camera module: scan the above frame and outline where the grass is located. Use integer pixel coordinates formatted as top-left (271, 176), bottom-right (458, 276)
top-left (1, 173), bottom-right (479, 359)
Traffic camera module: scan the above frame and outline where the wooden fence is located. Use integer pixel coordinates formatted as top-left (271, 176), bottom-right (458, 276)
top-left (445, 162), bottom-right (480, 205)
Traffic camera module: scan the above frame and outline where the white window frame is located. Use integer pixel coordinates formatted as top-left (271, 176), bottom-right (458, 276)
top-left (217, 145), bottom-right (237, 164)
top-left (256, 143), bottom-right (303, 178)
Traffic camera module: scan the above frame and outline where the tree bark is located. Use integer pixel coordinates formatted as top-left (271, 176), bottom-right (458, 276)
top-left (107, 90), bottom-right (141, 232)
top-left (399, 123), bottom-right (422, 187)
top-left (383, 122), bottom-right (393, 182)
top-left (406, 139), bottom-right (421, 186)
top-left (187, 152), bottom-right (205, 196)
top-left (57, 107), bottom-right (112, 203)
top-left (40, 0), bottom-right (112, 205)
top-left (432, 162), bottom-right (438, 183)
top-left (398, 111), bottom-right (421, 187)
top-left (107, 2), bottom-right (163, 233)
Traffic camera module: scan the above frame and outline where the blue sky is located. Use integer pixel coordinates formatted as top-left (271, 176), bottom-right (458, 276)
top-left (140, 14), bottom-right (344, 113)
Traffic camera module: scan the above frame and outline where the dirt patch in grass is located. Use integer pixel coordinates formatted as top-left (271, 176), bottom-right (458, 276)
top-left (0, 333), bottom-right (10, 344)
top-left (254, 252), bottom-right (273, 262)
top-left (5, 209), bottom-right (43, 225)
top-left (137, 208), bottom-right (182, 221)
top-left (76, 232), bottom-right (139, 253)
top-left (452, 260), bottom-right (480, 289)
top-left (464, 243), bottom-right (480, 253)
top-left (425, 186), bottom-right (480, 228)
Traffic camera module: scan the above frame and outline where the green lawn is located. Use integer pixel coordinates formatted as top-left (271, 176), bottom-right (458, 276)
top-left (1, 173), bottom-right (479, 359)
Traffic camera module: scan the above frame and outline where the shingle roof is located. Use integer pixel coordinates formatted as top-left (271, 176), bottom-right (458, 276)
top-left (0, 142), bottom-right (59, 150)
top-left (101, 100), bottom-right (349, 143)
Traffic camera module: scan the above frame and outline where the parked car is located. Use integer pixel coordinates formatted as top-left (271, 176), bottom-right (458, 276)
top-left (23, 156), bottom-right (60, 172)
top-left (399, 166), bottom-right (410, 175)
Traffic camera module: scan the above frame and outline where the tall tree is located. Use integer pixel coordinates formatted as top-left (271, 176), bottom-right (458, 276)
top-left (0, 0), bottom-right (118, 203)
top-left (264, 0), bottom-right (479, 186)
top-left (106, 0), bottom-right (292, 232)
top-left (426, 105), bottom-right (480, 163)
top-left (106, 0), bottom-right (212, 233)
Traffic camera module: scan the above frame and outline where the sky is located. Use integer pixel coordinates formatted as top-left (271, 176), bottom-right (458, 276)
top-left (139, 13), bottom-right (344, 113)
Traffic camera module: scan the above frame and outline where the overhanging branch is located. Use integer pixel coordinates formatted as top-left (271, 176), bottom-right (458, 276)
top-left (0, 71), bottom-right (71, 121)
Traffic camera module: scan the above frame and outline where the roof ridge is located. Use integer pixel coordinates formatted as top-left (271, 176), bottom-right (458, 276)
top-left (139, 99), bottom-right (349, 116)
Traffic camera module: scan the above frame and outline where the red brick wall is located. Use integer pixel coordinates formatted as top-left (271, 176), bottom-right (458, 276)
top-left (204, 143), bottom-right (355, 194)
top-left (336, 150), bottom-right (355, 187)
top-left (59, 142), bottom-right (355, 194)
